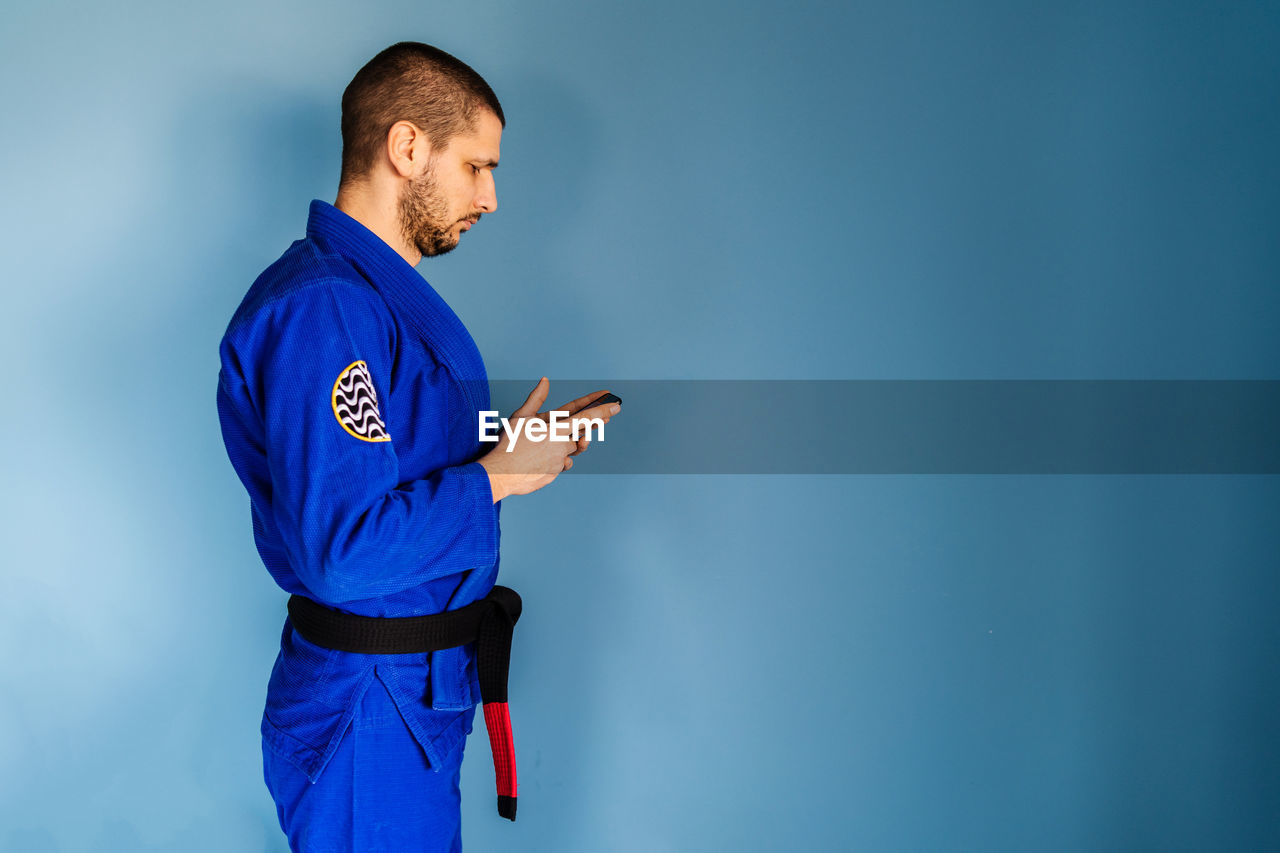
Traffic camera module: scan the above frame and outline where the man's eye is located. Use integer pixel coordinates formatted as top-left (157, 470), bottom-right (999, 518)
top-left (471, 165), bottom-right (480, 174)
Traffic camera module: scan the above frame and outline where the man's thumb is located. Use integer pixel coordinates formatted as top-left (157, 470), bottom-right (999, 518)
top-left (515, 376), bottom-right (549, 416)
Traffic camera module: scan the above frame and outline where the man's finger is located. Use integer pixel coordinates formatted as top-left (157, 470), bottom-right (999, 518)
top-left (514, 377), bottom-right (550, 417)
top-left (554, 389), bottom-right (612, 417)
top-left (568, 403), bottom-right (619, 427)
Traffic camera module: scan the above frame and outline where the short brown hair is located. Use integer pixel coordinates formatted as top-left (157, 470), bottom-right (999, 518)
top-left (339, 42), bottom-right (505, 186)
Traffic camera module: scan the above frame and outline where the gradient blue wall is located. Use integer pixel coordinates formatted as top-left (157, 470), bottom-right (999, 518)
top-left (1, 1), bottom-right (1277, 850)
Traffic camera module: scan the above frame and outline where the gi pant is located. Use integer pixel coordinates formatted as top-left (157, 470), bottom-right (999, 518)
top-left (263, 676), bottom-right (467, 852)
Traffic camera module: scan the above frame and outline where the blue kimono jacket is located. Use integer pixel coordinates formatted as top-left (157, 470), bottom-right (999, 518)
top-left (216, 199), bottom-right (501, 782)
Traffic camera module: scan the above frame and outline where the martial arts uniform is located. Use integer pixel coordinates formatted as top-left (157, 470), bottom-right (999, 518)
top-left (216, 199), bottom-right (508, 852)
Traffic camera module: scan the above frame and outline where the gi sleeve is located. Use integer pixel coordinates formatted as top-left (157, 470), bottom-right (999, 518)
top-left (249, 278), bottom-right (497, 604)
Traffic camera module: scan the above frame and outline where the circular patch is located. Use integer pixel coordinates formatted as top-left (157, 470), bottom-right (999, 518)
top-left (331, 360), bottom-right (390, 442)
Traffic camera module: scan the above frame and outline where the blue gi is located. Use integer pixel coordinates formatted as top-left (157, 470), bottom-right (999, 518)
top-left (215, 199), bottom-right (503, 852)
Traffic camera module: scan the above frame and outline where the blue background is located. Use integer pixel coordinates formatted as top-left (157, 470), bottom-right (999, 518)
top-left (2, 1), bottom-right (1277, 850)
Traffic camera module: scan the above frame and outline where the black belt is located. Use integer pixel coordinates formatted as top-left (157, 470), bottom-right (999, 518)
top-left (286, 585), bottom-right (523, 821)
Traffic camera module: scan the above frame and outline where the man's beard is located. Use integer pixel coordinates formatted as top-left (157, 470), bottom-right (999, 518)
top-left (398, 159), bottom-right (459, 258)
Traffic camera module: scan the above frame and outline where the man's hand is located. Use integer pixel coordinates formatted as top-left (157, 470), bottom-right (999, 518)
top-left (533, 387), bottom-right (620, 457)
top-left (478, 378), bottom-right (621, 503)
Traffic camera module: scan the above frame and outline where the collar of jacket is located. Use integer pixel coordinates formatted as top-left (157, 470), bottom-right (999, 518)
top-left (304, 198), bottom-right (490, 415)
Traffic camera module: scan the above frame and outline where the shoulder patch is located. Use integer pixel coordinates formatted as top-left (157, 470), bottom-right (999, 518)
top-left (331, 360), bottom-right (390, 442)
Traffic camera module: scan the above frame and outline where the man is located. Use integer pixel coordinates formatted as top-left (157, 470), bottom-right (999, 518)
top-left (215, 42), bottom-right (620, 852)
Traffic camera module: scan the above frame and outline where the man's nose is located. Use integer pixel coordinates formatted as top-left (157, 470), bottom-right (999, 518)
top-left (476, 172), bottom-right (497, 214)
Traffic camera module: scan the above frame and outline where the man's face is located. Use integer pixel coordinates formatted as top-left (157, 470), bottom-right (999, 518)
top-left (399, 109), bottom-right (501, 259)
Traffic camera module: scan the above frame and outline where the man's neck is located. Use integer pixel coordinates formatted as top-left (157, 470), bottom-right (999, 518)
top-left (333, 187), bottom-right (422, 267)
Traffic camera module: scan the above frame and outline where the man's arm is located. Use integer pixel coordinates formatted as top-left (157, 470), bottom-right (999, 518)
top-left (241, 278), bottom-right (498, 604)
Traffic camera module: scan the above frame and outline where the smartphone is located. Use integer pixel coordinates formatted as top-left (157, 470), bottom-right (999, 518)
top-left (568, 392), bottom-right (621, 416)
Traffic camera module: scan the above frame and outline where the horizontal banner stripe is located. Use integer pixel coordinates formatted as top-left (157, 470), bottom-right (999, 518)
top-left (451, 380), bottom-right (1280, 474)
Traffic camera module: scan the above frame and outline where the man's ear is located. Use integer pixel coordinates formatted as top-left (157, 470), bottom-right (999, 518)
top-left (386, 120), bottom-right (430, 179)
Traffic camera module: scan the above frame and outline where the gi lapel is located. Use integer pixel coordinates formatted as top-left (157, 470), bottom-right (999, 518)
top-left (305, 199), bottom-right (491, 418)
